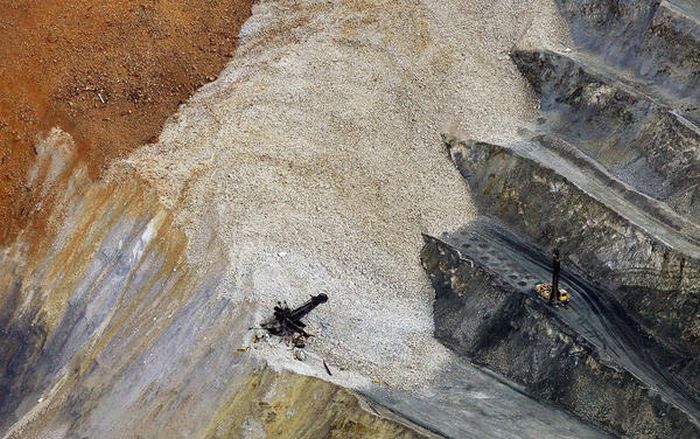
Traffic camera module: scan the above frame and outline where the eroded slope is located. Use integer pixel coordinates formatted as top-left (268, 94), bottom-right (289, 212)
top-left (0, 0), bottom-right (613, 437)
top-left (0, 0), bottom-right (251, 244)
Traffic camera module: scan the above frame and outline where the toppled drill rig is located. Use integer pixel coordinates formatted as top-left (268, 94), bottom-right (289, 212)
top-left (261, 293), bottom-right (329, 337)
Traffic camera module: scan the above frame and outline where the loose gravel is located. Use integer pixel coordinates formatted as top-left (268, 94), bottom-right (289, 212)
top-left (110, 0), bottom-right (570, 389)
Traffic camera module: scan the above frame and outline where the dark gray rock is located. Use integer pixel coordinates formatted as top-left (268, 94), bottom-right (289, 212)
top-left (511, 48), bottom-right (700, 217)
top-left (421, 235), bottom-right (700, 438)
top-left (446, 136), bottom-right (700, 357)
top-left (556, 0), bottom-right (700, 104)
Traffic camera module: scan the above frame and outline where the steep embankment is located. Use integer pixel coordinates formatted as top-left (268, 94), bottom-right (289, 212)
top-left (0, 134), bottom-right (431, 438)
top-left (448, 137), bottom-right (700, 357)
top-left (421, 1), bottom-right (700, 437)
top-left (422, 233), bottom-right (699, 438)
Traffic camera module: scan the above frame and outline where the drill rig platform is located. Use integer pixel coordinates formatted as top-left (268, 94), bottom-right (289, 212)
top-left (535, 249), bottom-right (571, 306)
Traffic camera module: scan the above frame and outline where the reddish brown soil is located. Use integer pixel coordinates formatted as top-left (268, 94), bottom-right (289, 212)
top-left (0, 0), bottom-right (251, 245)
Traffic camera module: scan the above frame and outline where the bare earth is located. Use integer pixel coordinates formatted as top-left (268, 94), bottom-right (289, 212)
top-left (0, 0), bottom-right (251, 245)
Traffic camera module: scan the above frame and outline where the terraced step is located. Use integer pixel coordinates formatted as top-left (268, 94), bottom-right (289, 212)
top-left (513, 133), bottom-right (700, 246)
top-left (512, 48), bottom-right (700, 218)
top-left (421, 232), bottom-right (700, 438)
top-left (446, 135), bottom-right (700, 357)
top-left (364, 352), bottom-right (609, 439)
top-left (426, 3), bottom-right (700, 435)
top-left (556, 0), bottom-right (700, 102)
top-left (664, 0), bottom-right (700, 25)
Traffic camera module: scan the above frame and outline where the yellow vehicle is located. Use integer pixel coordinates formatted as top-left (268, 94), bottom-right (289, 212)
top-left (535, 282), bottom-right (571, 305)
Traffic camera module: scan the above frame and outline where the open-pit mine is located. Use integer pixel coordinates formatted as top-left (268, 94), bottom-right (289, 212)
top-left (1, 1), bottom-right (698, 438)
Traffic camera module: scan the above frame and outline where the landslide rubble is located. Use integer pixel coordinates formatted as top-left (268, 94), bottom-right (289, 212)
top-left (1, 0), bottom-right (614, 438)
top-left (6, 0), bottom-right (699, 437)
top-left (0, 134), bottom-right (432, 439)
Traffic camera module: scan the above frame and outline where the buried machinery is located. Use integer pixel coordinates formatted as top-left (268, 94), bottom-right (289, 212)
top-left (261, 293), bottom-right (329, 338)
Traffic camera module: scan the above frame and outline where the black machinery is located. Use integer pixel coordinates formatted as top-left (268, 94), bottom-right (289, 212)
top-left (535, 248), bottom-right (571, 305)
top-left (261, 293), bottom-right (329, 337)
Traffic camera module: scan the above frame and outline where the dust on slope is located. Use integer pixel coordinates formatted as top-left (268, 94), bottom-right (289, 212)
top-left (0, 0), bottom-right (251, 245)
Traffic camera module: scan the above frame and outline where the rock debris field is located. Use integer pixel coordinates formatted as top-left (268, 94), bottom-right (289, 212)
top-left (0, 1), bottom-right (621, 438)
top-left (112, 0), bottom-right (569, 387)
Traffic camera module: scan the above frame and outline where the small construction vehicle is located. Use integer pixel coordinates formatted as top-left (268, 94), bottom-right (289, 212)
top-left (535, 248), bottom-right (571, 306)
top-left (261, 293), bottom-right (329, 337)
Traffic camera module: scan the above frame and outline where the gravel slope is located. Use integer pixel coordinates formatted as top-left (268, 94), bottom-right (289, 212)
top-left (111, 0), bottom-right (570, 388)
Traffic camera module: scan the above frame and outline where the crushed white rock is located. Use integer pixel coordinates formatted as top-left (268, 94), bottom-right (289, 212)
top-left (108, 0), bottom-right (570, 389)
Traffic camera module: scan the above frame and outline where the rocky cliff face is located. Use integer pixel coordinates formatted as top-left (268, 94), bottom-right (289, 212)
top-left (421, 235), bottom-right (699, 438)
top-left (512, 48), bottom-right (700, 219)
top-left (556, 0), bottom-right (700, 104)
top-left (9, 362), bottom-right (431, 439)
top-left (447, 137), bottom-right (700, 358)
top-left (4, 0), bottom-right (699, 437)
top-left (201, 367), bottom-right (433, 439)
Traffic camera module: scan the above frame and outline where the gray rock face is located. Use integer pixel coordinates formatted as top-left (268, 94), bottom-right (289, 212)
top-left (420, 1), bottom-right (700, 437)
top-left (512, 48), bottom-right (700, 218)
top-left (421, 234), bottom-right (700, 438)
top-left (556, 0), bottom-right (700, 104)
top-left (447, 137), bottom-right (700, 358)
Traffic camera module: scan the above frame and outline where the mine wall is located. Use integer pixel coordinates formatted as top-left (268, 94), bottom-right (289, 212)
top-left (1, 0), bottom-right (617, 436)
top-left (0, 135), bottom-right (428, 438)
top-left (202, 366), bottom-right (433, 439)
top-left (511, 48), bottom-right (700, 219)
top-left (3, 0), bottom-right (700, 437)
top-left (556, 0), bottom-right (700, 104)
top-left (421, 235), bottom-right (699, 438)
top-left (447, 137), bottom-right (700, 358)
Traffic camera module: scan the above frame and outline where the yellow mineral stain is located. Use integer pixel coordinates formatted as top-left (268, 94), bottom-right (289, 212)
top-left (203, 367), bottom-right (426, 439)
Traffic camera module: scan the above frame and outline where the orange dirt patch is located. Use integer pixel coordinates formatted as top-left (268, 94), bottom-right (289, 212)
top-left (0, 0), bottom-right (251, 245)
